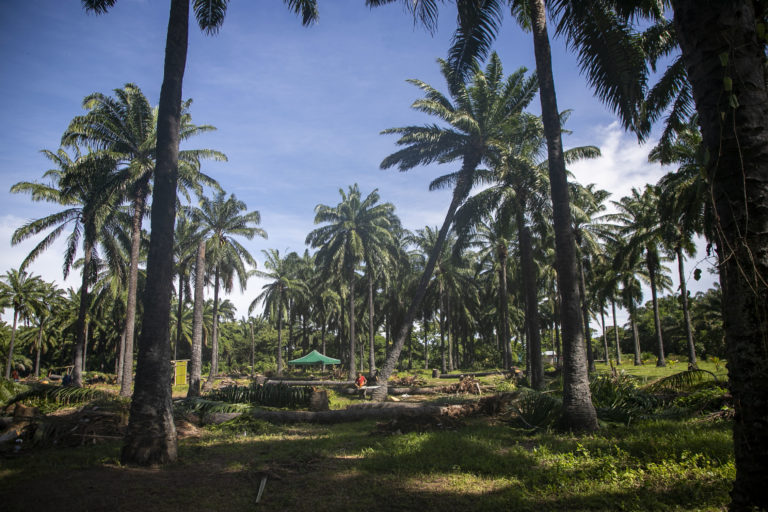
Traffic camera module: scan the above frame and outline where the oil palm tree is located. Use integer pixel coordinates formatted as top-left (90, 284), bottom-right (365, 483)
top-left (62, 83), bottom-right (224, 396)
top-left (11, 149), bottom-right (125, 387)
top-left (306, 185), bottom-right (395, 379)
top-left (609, 186), bottom-right (669, 367)
top-left (374, 53), bottom-right (537, 399)
top-left (249, 249), bottom-right (308, 375)
top-left (1, 269), bottom-right (46, 379)
top-left (82, 0), bottom-right (318, 465)
top-left (186, 191), bottom-right (265, 389)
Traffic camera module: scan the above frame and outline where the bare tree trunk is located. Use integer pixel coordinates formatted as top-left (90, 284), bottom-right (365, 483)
top-left (611, 298), bottom-right (622, 365)
top-left (33, 322), bottom-right (44, 378)
top-left (368, 272), bottom-right (375, 372)
top-left (120, 185), bottom-right (147, 397)
top-left (348, 268), bottom-right (356, 379)
top-left (249, 320), bottom-right (255, 379)
top-left (578, 259), bottom-right (596, 374)
top-left (423, 311), bottom-right (430, 369)
top-left (72, 241), bottom-right (92, 388)
top-left (673, 2), bottom-right (768, 506)
top-left (277, 298), bottom-right (284, 375)
top-left (4, 311), bottom-right (18, 380)
top-left (175, 268), bottom-right (185, 361)
top-left (629, 303), bottom-right (642, 365)
top-left (646, 250), bottom-right (666, 367)
top-left (203, 265), bottom-right (221, 390)
top-left (121, 0), bottom-right (187, 466)
top-left (498, 248), bottom-right (511, 369)
top-left (528, 0), bottom-right (597, 431)
top-left (187, 239), bottom-right (205, 397)
top-left (600, 309), bottom-right (610, 364)
top-left (676, 246), bottom-right (697, 367)
top-left (517, 210), bottom-right (543, 388)
top-left (117, 324), bottom-right (126, 388)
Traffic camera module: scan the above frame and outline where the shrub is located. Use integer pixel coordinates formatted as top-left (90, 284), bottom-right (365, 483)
top-left (590, 373), bottom-right (658, 424)
top-left (506, 389), bottom-right (561, 430)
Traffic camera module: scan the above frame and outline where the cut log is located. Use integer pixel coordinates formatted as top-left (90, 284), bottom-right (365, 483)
top-left (437, 369), bottom-right (518, 379)
top-left (265, 380), bottom-right (354, 387)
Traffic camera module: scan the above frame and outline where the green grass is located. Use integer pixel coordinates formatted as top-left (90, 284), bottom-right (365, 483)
top-left (593, 359), bottom-right (727, 385)
top-left (0, 412), bottom-right (733, 511)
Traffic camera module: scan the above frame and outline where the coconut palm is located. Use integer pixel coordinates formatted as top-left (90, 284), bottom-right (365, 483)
top-left (1, 269), bottom-right (46, 379)
top-left (374, 53), bottom-right (537, 399)
top-left (249, 249), bottom-right (308, 375)
top-left (306, 184), bottom-right (396, 379)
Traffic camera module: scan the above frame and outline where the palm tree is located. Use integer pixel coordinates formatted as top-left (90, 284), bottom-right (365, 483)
top-left (1, 269), bottom-right (46, 379)
top-left (82, 0), bottom-right (318, 466)
top-left (250, 249), bottom-right (308, 375)
top-left (186, 191), bottom-right (265, 389)
top-left (609, 186), bottom-right (669, 367)
top-left (29, 281), bottom-right (66, 378)
top-left (11, 149), bottom-right (125, 387)
top-left (62, 84), bottom-right (224, 396)
top-left (306, 185), bottom-right (395, 379)
top-left (373, 53), bottom-right (538, 399)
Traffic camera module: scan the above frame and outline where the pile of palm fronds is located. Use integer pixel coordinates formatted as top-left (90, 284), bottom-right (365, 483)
top-left (590, 373), bottom-right (659, 424)
top-left (4, 384), bottom-right (114, 411)
top-left (174, 397), bottom-right (254, 417)
top-left (207, 383), bottom-right (311, 409)
top-left (0, 379), bottom-right (29, 407)
top-left (647, 369), bottom-right (720, 394)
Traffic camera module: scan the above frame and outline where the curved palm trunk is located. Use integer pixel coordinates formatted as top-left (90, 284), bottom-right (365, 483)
top-left (348, 268), bottom-right (356, 379)
top-left (204, 265), bottom-right (221, 390)
top-left (187, 239), bottom-right (206, 397)
top-left (372, 165), bottom-right (477, 401)
top-left (120, 185), bottom-right (148, 397)
top-left (72, 241), bottom-right (92, 388)
top-left (529, 0), bottom-right (597, 431)
top-left (4, 310), bottom-right (19, 380)
top-left (517, 212), bottom-right (543, 389)
top-left (673, 3), bottom-right (768, 506)
top-left (611, 299), bottom-right (622, 365)
top-left (368, 272), bottom-right (375, 372)
top-left (646, 250), bottom-right (666, 367)
top-left (121, 0), bottom-right (188, 466)
top-left (578, 259), bottom-right (596, 373)
top-left (675, 246), bottom-right (697, 367)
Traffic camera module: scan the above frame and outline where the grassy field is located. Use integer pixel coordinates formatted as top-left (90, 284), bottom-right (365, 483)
top-left (0, 361), bottom-right (733, 511)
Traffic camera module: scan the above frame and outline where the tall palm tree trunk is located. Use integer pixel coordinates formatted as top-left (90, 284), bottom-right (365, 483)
top-left (629, 303), bottom-right (642, 365)
top-left (72, 241), bottom-right (92, 387)
top-left (578, 260), bottom-right (596, 373)
top-left (368, 272), bottom-right (375, 372)
top-left (600, 309), bottom-right (610, 365)
top-left (34, 323), bottom-right (43, 378)
top-left (277, 299), bottom-right (284, 375)
top-left (676, 246), bottom-right (697, 367)
top-left (447, 299), bottom-right (454, 372)
top-left (175, 268), bottom-right (185, 360)
top-left (117, 327), bottom-right (126, 387)
top-left (517, 213), bottom-right (543, 388)
top-left (646, 250), bottom-right (666, 367)
top-left (439, 280), bottom-right (447, 373)
top-left (122, 0), bottom-right (188, 466)
top-left (673, 3), bottom-right (768, 505)
top-left (611, 299), bottom-right (622, 365)
top-left (423, 311), bottom-right (430, 369)
top-left (372, 167), bottom-right (477, 400)
top-left (497, 247), bottom-right (511, 369)
top-left (4, 311), bottom-right (19, 380)
top-left (348, 268), bottom-right (356, 379)
top-left (120, 187), bottom-right (147, 397)
top-left (204, 266), bottom-right (221, 390)
top-left (187, 239), bottom-right (205, 397)
top-left (249, 320), bottom-right (255, 379)
top-left (528, 0), bottom-right (597, 431)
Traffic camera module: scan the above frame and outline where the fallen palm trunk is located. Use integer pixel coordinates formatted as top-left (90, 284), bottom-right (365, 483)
top-left (438, 370), bottom-right (518, 379)
top-left (265, 380), bottom-right (354, 387)
top-left (202, 400), bottom-right (489, 425)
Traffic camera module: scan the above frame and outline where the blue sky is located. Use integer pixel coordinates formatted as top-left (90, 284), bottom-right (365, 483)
top-left (0, 0), bottom-right (716, 320)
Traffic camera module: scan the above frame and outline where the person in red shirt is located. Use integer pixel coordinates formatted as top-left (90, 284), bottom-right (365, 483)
top-left (355, 373), bottom-right (367, 388)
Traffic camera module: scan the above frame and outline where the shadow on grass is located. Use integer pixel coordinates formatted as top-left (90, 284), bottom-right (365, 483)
top-left (0, 418), bottom-right (733, 511)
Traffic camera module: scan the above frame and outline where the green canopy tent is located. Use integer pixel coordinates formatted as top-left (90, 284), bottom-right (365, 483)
top-left (287, 350), bottom-right (341, 366)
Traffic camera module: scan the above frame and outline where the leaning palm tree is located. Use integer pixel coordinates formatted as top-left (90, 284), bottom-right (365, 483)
top-left (373, 53), bottom-right (537, 399)
top-left (1, 269), bottom-right (46, 379)
top-left (11, 148), bottom-right (125, 387)
top-left (306, 184), bottom-right (395, 379)
top-left (82, 0), bottom-right (318, 466)
top-left (249, 249), bottom-right (308, 375)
